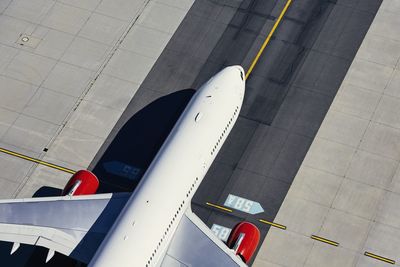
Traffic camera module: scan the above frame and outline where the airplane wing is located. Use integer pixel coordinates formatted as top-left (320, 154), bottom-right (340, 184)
top-left (0, 193), bottom-right (130, 264)
top-left (160, 209), bottom-right (247, 267)
top-left (0, 194), bottom-right (249, 266)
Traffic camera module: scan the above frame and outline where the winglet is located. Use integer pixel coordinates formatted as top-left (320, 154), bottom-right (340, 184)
top-left (46, 249), bottom-right (55, 263)
top-left (10, 242), bottom-right (20, 255)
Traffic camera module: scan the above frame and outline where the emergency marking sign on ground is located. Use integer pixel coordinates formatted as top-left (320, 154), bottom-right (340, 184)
top-left (224, 194), bottom-right (264, 214)
top-left (211, 224), bottom-right (231, 242)
top-left (103, 161), bottom-right (142, 180)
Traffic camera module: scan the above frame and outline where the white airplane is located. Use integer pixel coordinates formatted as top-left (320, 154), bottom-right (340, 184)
top-left (0, 66), bottom-right (260, 267)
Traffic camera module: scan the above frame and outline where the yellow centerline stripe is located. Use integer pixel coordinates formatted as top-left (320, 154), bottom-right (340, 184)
top-left (206, 202), bottom-right (233, 213)
top-left (364, 252), bottom-right (395, 265)
top-left (311, 235), bottom-right (339, 247)
top-left (259, 219), bottom-right (286, 230)
top-left (245, 0), bottom-right (292, 80)
top-left (0, 147), bottom-right (76, 174)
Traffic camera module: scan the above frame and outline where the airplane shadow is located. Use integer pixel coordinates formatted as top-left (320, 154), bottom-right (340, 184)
top-left (92, 88), bottom-right (195, 193)
top-left (35, 88), bottom-right (195, 196)
top-left (33, 186), bottom-right (62, 197)
top-left (0, 89), bottom-right (195, 267)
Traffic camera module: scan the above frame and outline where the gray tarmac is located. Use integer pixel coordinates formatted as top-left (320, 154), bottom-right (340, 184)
top-left (0, 0), bottom-right (384, 266)
top-left (90, 0), bottom-right (382, 266)
top-left (255, 1), bottom-right (400, 265)
top-left (0, 0), bottom-right (193, 266)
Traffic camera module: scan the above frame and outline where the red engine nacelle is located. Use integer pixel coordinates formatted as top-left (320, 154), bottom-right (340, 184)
top-left (227, 222), bottom-right (260, 263)
top-left (61, 170), bottom-right (99, 196)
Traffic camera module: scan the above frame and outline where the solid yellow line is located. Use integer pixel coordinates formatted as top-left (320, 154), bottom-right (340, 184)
top-left (364, 252), bottom-right (395, 265)
top-left (259, 219), bottom-right (286, 230)
top-left (311, 235), bottom-right (339, 247)
top-left (245, 0), bottom-right (292, 80)
top-left (206, 202), bottom-right (233, 213)
top-left (0, 147), bottom-right (76, 174)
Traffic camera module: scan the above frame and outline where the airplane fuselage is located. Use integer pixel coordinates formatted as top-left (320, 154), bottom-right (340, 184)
top-left (89, 66), bottom-right (246, 267)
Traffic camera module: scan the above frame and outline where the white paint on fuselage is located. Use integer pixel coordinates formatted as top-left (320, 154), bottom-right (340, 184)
top-left (89, 66), bottom-right (245, 267)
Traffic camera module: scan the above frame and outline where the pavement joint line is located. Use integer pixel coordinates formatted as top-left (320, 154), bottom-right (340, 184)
top-left (245, 0), bottom-right (292, 80)
top-left (310, 235), bottom-right (339, 247)
top-left (205, 202), bottom-right (233, 213)
top-left (258, 219), bottom-right (287, 230)
top-left (0, 147), bottom-right (76, 174)
top-left (364, 252), bottom-right (395, 265)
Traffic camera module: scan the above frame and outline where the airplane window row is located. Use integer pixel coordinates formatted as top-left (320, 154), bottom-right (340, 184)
top-left (146, 177), bottom-right (199, 267)
top-left (211, 106), bottom-right (239, 156)
top-left (147, 105), bottom-right (239, 266)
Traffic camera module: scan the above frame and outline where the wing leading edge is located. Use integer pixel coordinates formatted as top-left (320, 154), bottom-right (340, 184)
top-left (0, 193), bottom-right (130, 264)
top-left (0, 194), bottom-right (248, 266)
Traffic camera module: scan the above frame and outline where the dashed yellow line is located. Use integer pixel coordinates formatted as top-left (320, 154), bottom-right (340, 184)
top-left (245, 0), bottom-right (292, 80)
top-left (0, 147), bottom-right (76, 174)
top-left (311, 235), bottom-right (339, 247)
top-left (259, 219), bottom-right (287, 230)
top-left (206, 202), bottom-right (233, 213)
top-left (364, 252), bottom-right (395, 265)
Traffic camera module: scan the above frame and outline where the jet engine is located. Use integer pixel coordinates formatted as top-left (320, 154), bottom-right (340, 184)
top-left (61, 170), bottom-right (99, 196)
top-left (227, 222), bottom-right (260, 263)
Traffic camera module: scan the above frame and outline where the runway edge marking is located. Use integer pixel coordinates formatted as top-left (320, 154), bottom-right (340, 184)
top-left (258, 219), bottom-right (286, 230)
top-left (310, 234), bottom-right (339, 247)
top-left (364, 251), bottom-right (395, 265)
top-left (0, 147), bottom-right (76, 174)
top-left (245, 0), bottom-right (292, 80)
top-left (206, 202), bottom-right (233, 213)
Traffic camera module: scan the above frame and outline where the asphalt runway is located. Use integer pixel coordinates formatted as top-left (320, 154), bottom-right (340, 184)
top-left (0, 0), bottom-right (382, 266)
top-left (90, 0), bottom-right (382, 265)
